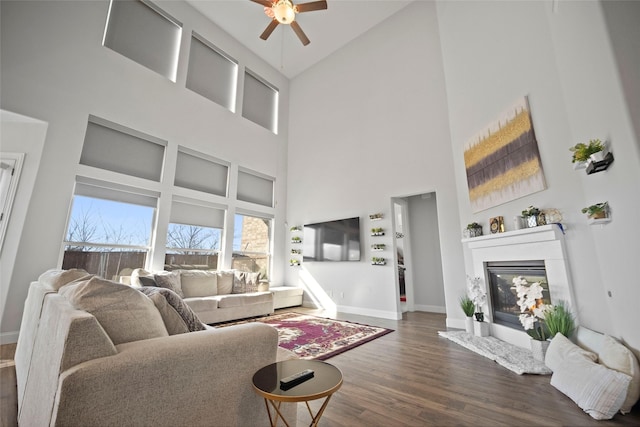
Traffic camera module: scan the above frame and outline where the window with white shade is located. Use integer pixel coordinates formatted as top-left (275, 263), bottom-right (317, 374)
top-left (174, 147), bottom-right (229, 196)
top-left (80, 116), bottom-right (166, 182)
top-left (237, 168), bottom-right (274, 208)
top-left (233, 213), bottom-right (272, 280)
top-left (165, 199), bottom-right (225, 270)
top-left (103, 0), bottom-right (182, 81)
top-left (62, 178), bottom-right (158, 280)
top-left (186, 33), bottom-right (238, 112)
top-left (242, 70), bottom-right (279, 133)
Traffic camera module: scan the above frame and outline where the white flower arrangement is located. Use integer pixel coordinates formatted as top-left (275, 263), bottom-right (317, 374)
top-left (513, 276), bottom-right (552, 340)
top-left (467, 276), bottom-right (487, 320)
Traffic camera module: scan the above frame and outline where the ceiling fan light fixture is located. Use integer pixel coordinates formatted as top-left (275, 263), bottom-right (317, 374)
top-left (273, 0), bottom-right (296, 24)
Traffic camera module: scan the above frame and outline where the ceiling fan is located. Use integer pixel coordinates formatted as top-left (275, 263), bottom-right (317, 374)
top-left (250, 0), bottom-right (328, 46)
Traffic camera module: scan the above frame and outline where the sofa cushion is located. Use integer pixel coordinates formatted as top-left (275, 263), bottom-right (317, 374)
top-left (60, 276), bottom-right (168, 345)
top-left (550, 352), bottom-right (631, 420)
top-left (216, 270), bottom-right (234, 294)
top-left (153, 271), bottom-right (183, 298)
top-left (545, 332), bottom-right (598, 372)
top-left (245, 272), bottom-right (261, 293)
top-left (145, 292), bottom-right (189, 335)
top-left (598, 335), bottom-right (640, 414)
top-left (138, 287), bottom-right (205, 332)
top-left (38, 269), bottom-right (92, 291)
top-left (130, 268), bottom-right (156, 288)
top-left (232, 271), bottom-right (246, 294)
top-left (183, 297), bottom-right (219, 314)
top-left (179, 270), bottom-right (217, 298)
top-left (217, 292), bottom-right (272, 309)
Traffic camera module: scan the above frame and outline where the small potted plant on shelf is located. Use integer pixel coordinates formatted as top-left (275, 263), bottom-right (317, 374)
top-left (289, 259), bottom-right (300, 266)
top-left (291, 236), bottom-right (302, 243)
top-left (581, 201), bottom-right (609, 220)
top-left (371, 227), bottom-right (384, 236)
top-left (459, 295), bottom-right (475, 334)
top-left (521, 206), bottom-right (542, 228)
top-left (465, 222), bottom-right (483, 238)
top-left (570, 139), bottom-right (605, 168)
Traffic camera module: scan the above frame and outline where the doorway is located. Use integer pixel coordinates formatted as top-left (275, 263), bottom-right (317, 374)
top-left (392, 199), bottom-right (412, 313)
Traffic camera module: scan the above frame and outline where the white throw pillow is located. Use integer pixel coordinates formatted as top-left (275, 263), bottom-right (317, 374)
top-left (545, 332), bottom-right (598, 372)
top-left (550, 353), bottom-right (631, 420)
top-left (598, 335), bottom-right (640, 414)
top-left (179, 270), bottom-right (217, 298)
top-left (60, 276), bottom-right (168, 345)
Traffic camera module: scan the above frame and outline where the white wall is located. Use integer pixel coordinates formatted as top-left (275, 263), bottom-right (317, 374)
top-left (437, 1), bottom-right (640, 353)
top-left (286, 1), bottom-right (465, 320)
top-left (0, 0), bottom-right (289, 340)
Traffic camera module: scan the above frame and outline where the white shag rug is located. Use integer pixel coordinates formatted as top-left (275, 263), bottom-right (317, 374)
top-left (438, 330), bottom-right (552, 375)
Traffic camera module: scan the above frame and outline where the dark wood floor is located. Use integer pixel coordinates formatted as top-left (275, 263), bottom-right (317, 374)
top-left (2, 309), bottom-right (639, 426)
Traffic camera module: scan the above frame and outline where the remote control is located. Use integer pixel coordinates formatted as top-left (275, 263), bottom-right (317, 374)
top-left (280, 369), bottom-right (314, 389)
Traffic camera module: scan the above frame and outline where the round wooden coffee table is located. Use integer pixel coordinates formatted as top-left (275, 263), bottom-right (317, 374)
top-left (252, 359), bottom-right (343, 427)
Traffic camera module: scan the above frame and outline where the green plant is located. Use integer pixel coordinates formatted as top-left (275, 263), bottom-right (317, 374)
top-left (521, 206), bottom-right (540, 217)
top-left (466, 222), bottom-right (481, 230)
top-left (544, 301), bottom-right (575, 338)
top-left (569, 139), bottom-right (604, 163)
top-left (459, 295), bottom-right (475, 317)
top-left (581, 201), bottom-right (608, 217)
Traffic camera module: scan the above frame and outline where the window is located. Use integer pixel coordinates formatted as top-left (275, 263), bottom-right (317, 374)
top-left (0, 153), bottom-right (24, 253)
top-left (236, 168), bottom-right (274, 207)
top-left (242, 70), bottom-right (279, 133)
top-left (62, 179), bottom-right (157, 280)
top-left (174, 148), bottom-right (228, 196)
top-left (81, 116), bottom-right (166, 182)
top-left (233, 213), bottom-right (272, 280)
top-left (186, 33), bottom-right (238, 112)
top-left (166, 199), bottom-right (224, 270)
top-left (103, 0), bottom-right (182, 81)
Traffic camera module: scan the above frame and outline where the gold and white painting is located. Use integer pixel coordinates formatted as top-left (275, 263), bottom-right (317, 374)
top-left (464, 96), bottom-right (546, 213)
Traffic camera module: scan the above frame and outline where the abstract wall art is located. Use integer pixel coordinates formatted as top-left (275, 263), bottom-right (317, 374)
top-left (464, 96), bottom-right (546, 213)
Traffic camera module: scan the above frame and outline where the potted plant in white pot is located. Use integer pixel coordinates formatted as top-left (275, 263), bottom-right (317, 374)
top-left (513, 276), bottom-right (551, 361)
top-left (459, 295), bottom-right (475, 334)
top-left (581, 201), bottom-right (609, 220)
top-left (570, 139), bottom-right (606, 168)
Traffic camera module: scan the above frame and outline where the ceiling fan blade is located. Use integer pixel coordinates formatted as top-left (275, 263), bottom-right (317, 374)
top-left (290, 21), bottom-right (310, 46)
top-left (296, 0), bottom-right (327, 13)
top-left (260, 19), bottom-right (280, 40)
top-left (250, 0), bottom-right (273, 7)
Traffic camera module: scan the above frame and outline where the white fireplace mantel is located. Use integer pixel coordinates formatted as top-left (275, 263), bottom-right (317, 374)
top-left (463, 224), bottom-right (575, 349)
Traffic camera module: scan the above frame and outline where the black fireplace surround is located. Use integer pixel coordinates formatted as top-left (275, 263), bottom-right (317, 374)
top-left (485, 260), bottom-right (550, 329)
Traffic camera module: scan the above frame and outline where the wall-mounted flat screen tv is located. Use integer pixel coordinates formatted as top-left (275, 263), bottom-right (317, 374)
top-left (303, 217), bottom-right (361, 262)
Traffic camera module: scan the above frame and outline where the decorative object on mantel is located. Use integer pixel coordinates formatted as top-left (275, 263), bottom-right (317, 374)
top-left (463, 222), bottom-right (483, 238)
top-left (489, 216), bottom-right (505, 234)
top-left (521, 206), bottom-right (545, 228)
top-left (513, 275), bottom-right (552, 361)
top-left (369, 213), bottom-right (383, 220)
top-left (459, 295), bottom-right (475, 334)
top-left (467, 276), bottom-right (488, 337)
top-left (464, 96), bottom-right (546, 213)
top-left (370, 227), bottom-right (384, 236)
top-left (371, 257), bottom-right (385, 265)
top-left (582, 201), bottom-right (610, 224)
top-left (542, 208), bottom-right (563, 224)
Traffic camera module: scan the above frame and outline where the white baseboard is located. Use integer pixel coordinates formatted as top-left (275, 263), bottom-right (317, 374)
top-left (335, 304), bottom-right (402, 320)
top-left (0, 330), bottom-right (19, 345)
top-left (414, 304), bottom-right (446, 314)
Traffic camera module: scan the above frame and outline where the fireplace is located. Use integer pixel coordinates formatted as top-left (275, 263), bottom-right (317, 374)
top-left (486, 260), bottom-right (550, 330)
top-left (462, 224), bottom-right (576, 348)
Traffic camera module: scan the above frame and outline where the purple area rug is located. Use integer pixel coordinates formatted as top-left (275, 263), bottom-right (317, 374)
top-left (223, 312), bottom-right (393, 360)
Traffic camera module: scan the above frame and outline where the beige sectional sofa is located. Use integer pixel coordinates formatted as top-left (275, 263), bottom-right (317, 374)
top-left (15, 269), bottom-right (296, 427)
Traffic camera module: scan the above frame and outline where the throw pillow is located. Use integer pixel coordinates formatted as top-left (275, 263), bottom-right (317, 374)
top-left (179, 270), bottom-right (217, 298)
top-left (153, 271), bottom-right (184, 298)
top-left (130, 268), bottom-right (156, 288)
top-left (232, 271), bottom-right (246, 294)
top-left (545, 332), bottom-right (598, 372)
top-left (598, 335), bottom-right (640, 414)
top-left (38, 268), bottom-right (92, 291)
top-left (138, 287), bottom-right (205, 332)
top-left (145, 292), bottom-right (190, 335)
top-left (245, 272), bottom-right (261, 293)
top-left (216, 270), bottom-right (234, 294)
top-left (550, 353), bottom-right (631, 420)
top-left (60, 276), bottom-right (168, 345)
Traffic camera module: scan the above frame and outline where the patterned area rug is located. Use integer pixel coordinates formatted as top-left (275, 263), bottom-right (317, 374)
top-left (438, 330), bottom-right (552, 375)
top-left (222, 312), bottom-right (393, 360)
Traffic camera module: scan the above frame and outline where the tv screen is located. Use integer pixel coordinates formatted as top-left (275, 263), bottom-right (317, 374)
top-left (303, 217), bottom-right (361, 262)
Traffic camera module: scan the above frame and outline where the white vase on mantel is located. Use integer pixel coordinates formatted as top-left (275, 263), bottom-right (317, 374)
top-left (474, 320), bottom-right (490, 337)
top-left (464, 317), bottom-right (474, 334)
top-left (530, 339), bottom-right (550, 362)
